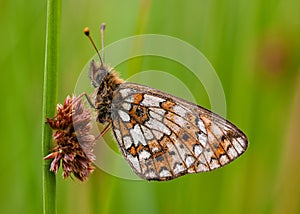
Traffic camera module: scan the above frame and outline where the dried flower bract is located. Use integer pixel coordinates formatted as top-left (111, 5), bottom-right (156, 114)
top-left (44, 95), bottom-right (95, 181)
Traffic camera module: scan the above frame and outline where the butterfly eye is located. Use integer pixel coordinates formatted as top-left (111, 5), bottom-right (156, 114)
top-left (89, 60), bottom-right (108, 87)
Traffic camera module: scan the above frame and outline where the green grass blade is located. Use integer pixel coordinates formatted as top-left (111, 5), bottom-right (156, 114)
top-left (42, 0), bottom-right (61, 213)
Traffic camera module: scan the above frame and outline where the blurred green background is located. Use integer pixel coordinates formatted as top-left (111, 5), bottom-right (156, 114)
top-left (1, 0), bottom-right (300, 213)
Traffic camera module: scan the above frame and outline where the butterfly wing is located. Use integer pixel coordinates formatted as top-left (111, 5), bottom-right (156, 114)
top-left (110, 82), bottom-right (248, 181)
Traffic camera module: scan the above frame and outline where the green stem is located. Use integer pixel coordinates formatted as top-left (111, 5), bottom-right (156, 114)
top-left (42, 0), bottom-right (61, 213)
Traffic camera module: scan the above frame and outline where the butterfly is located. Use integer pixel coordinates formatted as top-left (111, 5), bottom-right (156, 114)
top-left (84, 24), bottom-right (248, 181)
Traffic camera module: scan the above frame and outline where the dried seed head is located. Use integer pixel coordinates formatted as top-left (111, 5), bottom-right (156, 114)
top-left (44, 95), bottom-right (96, 182)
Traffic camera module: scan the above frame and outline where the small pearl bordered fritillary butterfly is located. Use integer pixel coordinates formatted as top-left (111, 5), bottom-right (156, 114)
top-left (83, 24), bottom-right (248, 181)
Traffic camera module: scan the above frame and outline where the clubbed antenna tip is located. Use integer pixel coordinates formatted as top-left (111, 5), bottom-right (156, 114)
top-left (84, 26), bottom-right (103, 66)
top-left (84, 27), bottom-right (90, 36)
top-left (101, 23), bottom-right (106, 31)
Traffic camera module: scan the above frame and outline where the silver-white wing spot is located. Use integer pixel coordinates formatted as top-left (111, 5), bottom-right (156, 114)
top-left (141, 125), bottom-right (154, 140)
top-left (118, 110), bottom-right (130, 122)
top-left (185, 155), bottom-right (195, 167)
top-left (149, 110), bottom-right (163, 121)
top-left (141, 94), bottom-right (165, 107)
top-left (127, 154), bottom-right (141, 173)
top-left (195, 154), bottom-right (210, 172)
top-left (123, 136), bottom-right (132, 149)
top-left (232, 139), bottom-right (244, 154)
top-left (139, 149), bottom-right (151, 159)
top-left (130, 124), bottom-right (147, 146)
top-left (121, 102), bottom-right (132, 111)
top-left (193, 144), bottom-right (203, 157)
top-left (210, 159), bottom-right (220, 169)
top-left (159, 168), bottom-right (172, 177)
top-left (152, 130), bottom-right (164, 140)
top-left (145, 118), bottom-right (171, 136)
top-left (227, 146), bottom-right (238, 159)
top-left (165, 113), bottom-right (187, 127)
top-left (114, 129), bottom-right (122, 144)
top-left (237, 137), bottom-right (247, 149)
top-left (220, 155), bottom-right (230, 165)
top-left (149, 107), bottom-right (166, 116)
top-left (174, 163), bottom-right (185, 175)
top-left (145, 168), bottom-right (157, 179)
top-left (173, 105), bottom-right (189, 117)
top-left (119, 88), bottom-right (136, 98)
top-left (197, 132), bottom-right (207, 147)
top-left (124, 96), bottom-right (135, 103)
top-left (197, 118), bottom-right (207, 134)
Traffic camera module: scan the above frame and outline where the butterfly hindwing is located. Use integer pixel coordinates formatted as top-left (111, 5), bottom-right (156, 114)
top-left (111, 82), bottom-right (248, 181)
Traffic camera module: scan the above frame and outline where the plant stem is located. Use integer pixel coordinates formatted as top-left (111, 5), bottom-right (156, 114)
top-left (42, 0), bottom-right (61, 213)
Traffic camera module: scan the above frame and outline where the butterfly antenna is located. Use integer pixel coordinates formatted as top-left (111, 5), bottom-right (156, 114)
top-left (100, 23), bottom-right (106, 63)
top-left (84, 27), bottom-right (104, 67)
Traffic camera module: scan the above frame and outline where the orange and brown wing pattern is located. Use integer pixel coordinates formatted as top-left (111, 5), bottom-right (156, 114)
top-left (111, 83), bottom-right (248, 181)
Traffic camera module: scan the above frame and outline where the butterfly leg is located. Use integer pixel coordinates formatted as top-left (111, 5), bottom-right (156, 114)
top-left (94, 123), bottom-right (112, 142)
top-left (74, 92), bottom-right (96, 109)
top-left (83, 93), bottom-right (96, 109)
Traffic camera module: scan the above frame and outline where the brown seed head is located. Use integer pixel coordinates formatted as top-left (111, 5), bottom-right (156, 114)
top-left (44, 95), bottom-right (96, 182)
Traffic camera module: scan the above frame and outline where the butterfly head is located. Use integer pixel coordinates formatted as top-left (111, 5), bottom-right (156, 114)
top-left (89, 60), bottom-right (109, 88)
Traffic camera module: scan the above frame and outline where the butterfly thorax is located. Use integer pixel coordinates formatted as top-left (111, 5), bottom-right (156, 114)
top-left (89, 60), bottom-right (124, 124)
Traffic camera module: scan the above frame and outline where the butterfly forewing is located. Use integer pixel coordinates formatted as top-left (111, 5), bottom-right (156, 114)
top-left (111, 82), bottom-right (248, 181)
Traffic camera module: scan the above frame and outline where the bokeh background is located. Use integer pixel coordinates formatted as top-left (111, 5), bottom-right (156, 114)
top-left (1, 0), bottom-right (300, 213)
